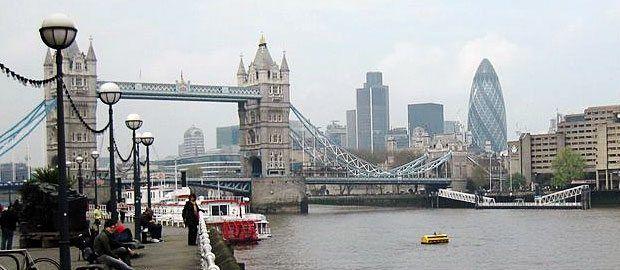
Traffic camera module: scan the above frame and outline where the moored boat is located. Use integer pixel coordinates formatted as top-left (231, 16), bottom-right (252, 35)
top-left (123, 185), bottom-right (271, 243)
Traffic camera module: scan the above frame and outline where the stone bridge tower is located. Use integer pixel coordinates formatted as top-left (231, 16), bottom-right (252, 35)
top-left (237, 35), bottom-right (290, 178)
top-left (237, 35), bottom-right (304, 212)
top-left (44, 39), bottom-right (98, 186)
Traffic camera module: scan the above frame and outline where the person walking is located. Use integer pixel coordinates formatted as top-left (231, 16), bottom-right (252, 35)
top-left (182, 194), bottom-right (199, 246)
top-left (93, 205), bottom-right (104, 231)
top-left (0, 206), bottom-right (18, 250)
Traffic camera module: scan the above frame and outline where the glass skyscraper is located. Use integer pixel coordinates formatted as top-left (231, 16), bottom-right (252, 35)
top-left (467, 58), bottom-right (507, 153)
top-left (216, 125), bottom-right (240, 149)
top-left (407, 103), bottom-right (444, 136)
top-left (356, 72), bottom-right (389, 152)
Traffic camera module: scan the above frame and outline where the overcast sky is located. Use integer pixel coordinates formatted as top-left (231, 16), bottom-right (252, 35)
top-left (1, 1), bottom-right (620, 166)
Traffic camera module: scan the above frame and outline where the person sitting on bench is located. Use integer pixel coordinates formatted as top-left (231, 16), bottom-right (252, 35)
top-left (141, 208), bottom-right (163, 242)
top-left (94, 219), bottom-right (135, 270)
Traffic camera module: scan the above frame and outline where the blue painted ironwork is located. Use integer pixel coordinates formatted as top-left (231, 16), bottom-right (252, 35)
top-left (0, 99), bottom-right (56, 159)
top-left (305, 177), bottom-right (451, 186)
top-left (96, 81), bottom-right (261, 102)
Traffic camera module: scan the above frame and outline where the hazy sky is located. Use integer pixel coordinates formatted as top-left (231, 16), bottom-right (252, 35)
top-left (1, 1), bottom-right (619, 166)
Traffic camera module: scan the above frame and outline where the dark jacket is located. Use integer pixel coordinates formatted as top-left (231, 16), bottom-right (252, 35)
top-left (182, 201), bottom-right (199, 226)
top-left (0, 210), bottom-right (18, 231)
top-left (94, 230), bottom-right (118, 258)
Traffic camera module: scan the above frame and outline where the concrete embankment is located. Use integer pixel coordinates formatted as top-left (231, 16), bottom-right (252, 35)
top-left (309, 190), bottom-right (620, 209)
top-left (309, 194), bottom-right (434, 208)
top-left (592, 190), bottom-right (620, 206)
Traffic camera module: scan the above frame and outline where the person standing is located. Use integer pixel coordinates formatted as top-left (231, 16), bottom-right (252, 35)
top-left (0, 206), bottom-right (18, 250)
top-left (118, 199), bottom-right (127, 223)
top-left (182, 194), bottom-right (199, 246)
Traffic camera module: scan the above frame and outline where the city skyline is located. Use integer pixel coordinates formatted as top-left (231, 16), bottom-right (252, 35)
top-left (1, 1), bottom-right (620, 166)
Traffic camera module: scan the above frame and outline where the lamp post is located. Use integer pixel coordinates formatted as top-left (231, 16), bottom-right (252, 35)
top-left (65, 161), bottom-right (72, 185)
top-left (39, 13), bottom-right (78, 270)
top-left (91, 151), bottom-right (99, 205)
top-left (125, 114), bottom-right (143, 241)
top-left (488, 153), bottom-right (493, 192)
top-left (75, 156), bottom-right (84, 194)
top-left (140, 132), bottom-right (154, 208)
top-left (7, 181), bottom-right (12, 206)
top-left (99, 82), bottom-right (122, 219)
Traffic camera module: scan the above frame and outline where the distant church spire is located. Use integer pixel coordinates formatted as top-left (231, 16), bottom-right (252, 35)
top-left (259, 32), bottom-right (266, 46)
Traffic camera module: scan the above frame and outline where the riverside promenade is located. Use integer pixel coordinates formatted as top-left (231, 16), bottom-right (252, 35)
top-left (3, 226), bottom-right (200, 270)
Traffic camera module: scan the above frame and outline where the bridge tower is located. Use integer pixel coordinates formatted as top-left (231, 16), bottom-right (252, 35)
top-left (237, 35), bottom-right (304, 212)
top-left (44, 39), bottom-right (98, 187)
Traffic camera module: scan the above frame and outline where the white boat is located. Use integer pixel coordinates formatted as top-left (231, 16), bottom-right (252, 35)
top-left (122, 185), bottom-right (271, 242)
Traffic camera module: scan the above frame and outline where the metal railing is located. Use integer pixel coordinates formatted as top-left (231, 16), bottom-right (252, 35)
top-left (437, 189), bottom-right (496, 204)
top-left (537, 185), bottom-right (589, 204)
top-left (198, 211), bottom-right (219, 270)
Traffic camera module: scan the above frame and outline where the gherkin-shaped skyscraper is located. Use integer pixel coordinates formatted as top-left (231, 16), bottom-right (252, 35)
top-left (467, 58), bottom-right (507, 153)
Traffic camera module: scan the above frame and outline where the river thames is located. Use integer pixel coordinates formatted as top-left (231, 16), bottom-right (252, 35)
top-left (235, 205), bottom-right (620, 270)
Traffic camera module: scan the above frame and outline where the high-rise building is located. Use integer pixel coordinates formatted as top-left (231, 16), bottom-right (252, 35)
top-left (325, 121), bottom-right (347, 147)
top-left (346, 110), bottom-right (357, 149)
top-left (509, 105), bottom-right (620, 189)
top-left (408, 103), bottom-right (444, 136)
top-left (467, 58), bottom-right (507, 153)
top-left (356, 72), bottom-right (389, 152)
top-left (216, 125), bottom-right (240, 149)
top-left (0, 162), bottom-right (28, 182)
top-left (179, 126), bottom-right (206, 157)
top-left (44, 40), bottom-right (98, 181)
top-left (444, 120), bottom-right (462, 134)
top-left (386, 127), bottom-right (409, 149)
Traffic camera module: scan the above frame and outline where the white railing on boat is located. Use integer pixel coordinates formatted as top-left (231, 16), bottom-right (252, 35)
top-left (198, 211), bottom-right (219, 270)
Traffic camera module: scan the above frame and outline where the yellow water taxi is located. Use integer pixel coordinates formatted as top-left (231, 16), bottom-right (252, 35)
top-left (421, 233), bottom-right (449, 244)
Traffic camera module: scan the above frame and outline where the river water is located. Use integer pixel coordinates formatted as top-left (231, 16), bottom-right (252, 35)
top-left (235, 205), bottom-right (620, 270)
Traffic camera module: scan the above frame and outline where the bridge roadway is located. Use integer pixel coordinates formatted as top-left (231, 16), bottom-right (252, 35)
top-left (97, 81), bottom-right (262, 102)
top-left (121, 177), bottom-right (451, 196)
top-left (304, 177), bottom-right (451, 186)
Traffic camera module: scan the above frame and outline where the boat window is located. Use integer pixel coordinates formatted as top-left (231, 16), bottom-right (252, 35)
top-left (210, 205), bottom-right (229, 216)
top-left (211, 205), bottom-right (220, 216)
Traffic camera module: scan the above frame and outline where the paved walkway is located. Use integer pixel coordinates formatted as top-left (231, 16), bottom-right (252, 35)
top-left (1, 225), bottom-right (200, 270)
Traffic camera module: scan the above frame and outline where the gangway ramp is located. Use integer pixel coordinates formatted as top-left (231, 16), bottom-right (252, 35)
top-left (437, 189), bottom-right (495, 204)
top-left (536, 185), bottom-right (589, 204)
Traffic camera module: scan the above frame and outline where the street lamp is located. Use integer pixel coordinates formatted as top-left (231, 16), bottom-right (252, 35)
top-left (91, 151), bottom-right (99, 205)
top-left (140, 132), bottom-right (154, 208)
top-left (125, 113), bottom-right (143, 241)
top-left (65, 161), bottom-right (72, 184)
top-left (7, 181), bottom-right (12, 206)
top-left (75, 156), bottom-right (84, 194)
top-left (40, 13), bottom-right (78, 270)
top-left (99, 82), bottom-right (121, 220)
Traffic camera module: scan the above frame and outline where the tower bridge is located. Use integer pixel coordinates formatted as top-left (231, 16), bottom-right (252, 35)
top-left (20, 34), bottom-right (458, 212)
